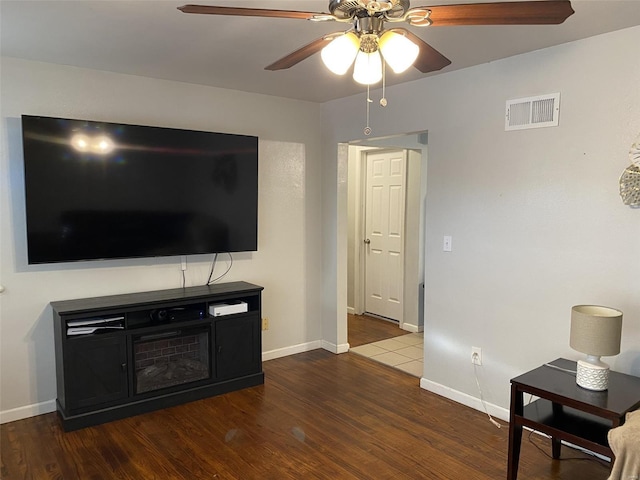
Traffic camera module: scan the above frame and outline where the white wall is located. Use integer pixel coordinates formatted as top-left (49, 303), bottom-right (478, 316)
top-left (322, 27), bottom-right (640, 414)
top-left (0, 57), bottom-right (324, 421)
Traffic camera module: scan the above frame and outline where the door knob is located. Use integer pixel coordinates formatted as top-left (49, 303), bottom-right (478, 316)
top-left (364, 238), bottom-right (371, 244)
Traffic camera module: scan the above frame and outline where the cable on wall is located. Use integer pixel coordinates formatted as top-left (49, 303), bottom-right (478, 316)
top-left (206, 253), bottom-right (219, 286)
top-left (180, 255), bottom-right (187, 288)
top-left (207, 252), bottom-right (233, 285)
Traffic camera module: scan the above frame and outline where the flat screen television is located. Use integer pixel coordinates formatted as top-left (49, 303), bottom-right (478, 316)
top-left (21, 115), bottom-right (258, 264)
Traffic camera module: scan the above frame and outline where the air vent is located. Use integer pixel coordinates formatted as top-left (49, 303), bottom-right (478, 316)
top-left (505, 93), bottom-right (560, 131)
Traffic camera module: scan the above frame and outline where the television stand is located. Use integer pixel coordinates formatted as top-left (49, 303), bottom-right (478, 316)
top-left (51, 281), bottom-right (264, 431)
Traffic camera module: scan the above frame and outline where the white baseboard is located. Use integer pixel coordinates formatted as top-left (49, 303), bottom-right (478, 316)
top-left (420, 378), bottom-right (510, 423)
top-left (262, 339), bottom-right (349, 361)
top-left (262, 340), bottom-right (323, 362)
top-left (401, 323), bottom-right (423, 333)
top-left (321, 340), bottom-right (350, 354)
top-left (347, 306), bottom-right (356, 315)
top-left (1, 399), bottom-right (57, 424)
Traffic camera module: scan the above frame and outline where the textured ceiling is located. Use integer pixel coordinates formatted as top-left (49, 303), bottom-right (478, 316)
top-left (2, 1), bottom-right (640, 102)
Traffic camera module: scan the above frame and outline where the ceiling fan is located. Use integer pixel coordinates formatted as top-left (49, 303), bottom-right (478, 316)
top-left (177, 1), bottom-right (575, 79)
top-left (178, 1), bottom-right (574, 135)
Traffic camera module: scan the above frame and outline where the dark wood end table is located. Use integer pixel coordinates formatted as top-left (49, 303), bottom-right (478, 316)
top-left (507, 358), bottom-right (640, 480)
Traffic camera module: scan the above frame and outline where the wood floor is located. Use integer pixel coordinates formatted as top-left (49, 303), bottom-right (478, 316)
top-left (347, 312), bottom-right (407, 347)
top-left (1, 344), bottom-right (610, 480)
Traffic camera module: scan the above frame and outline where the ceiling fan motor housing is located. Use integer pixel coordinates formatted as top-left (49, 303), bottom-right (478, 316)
top-left (356, 16), bottom-right (385, 35)
top-left (329, 0), bottom-right (410, 19)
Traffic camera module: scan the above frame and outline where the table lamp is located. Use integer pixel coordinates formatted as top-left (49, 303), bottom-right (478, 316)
top-left (570, 305), bottom-right (623, 391)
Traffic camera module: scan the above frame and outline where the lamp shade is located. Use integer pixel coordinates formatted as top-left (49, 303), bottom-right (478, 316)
top-left (353, 50), bottom-right (382, 85)
top-left (378, 31), bottom-right (419, 73)
top-left (570, 305), bottom-right (623, 356)
top-left (320, 32), bottom-right (359, 75)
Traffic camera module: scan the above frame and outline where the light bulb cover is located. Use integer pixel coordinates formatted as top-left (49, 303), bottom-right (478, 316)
top-left (321, 33), bottom-right (359, 75)
top-left (353, 50), bottom-right (382, 85)
top-left (379, 31), bottom-right (419, 74)
top-left (71, 133), bottom-right (91, 152)
top-left (93, 135), bottom-right (115, 154)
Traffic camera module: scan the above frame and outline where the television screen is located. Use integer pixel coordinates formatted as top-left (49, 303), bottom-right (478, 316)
top-left (21, 115), bottom-right (258, 264)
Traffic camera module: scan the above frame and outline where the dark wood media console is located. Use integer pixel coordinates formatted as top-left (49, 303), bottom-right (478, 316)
top-left (51, 281), bottom-right (264, 431)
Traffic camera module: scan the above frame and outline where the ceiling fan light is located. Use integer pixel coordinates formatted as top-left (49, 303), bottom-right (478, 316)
top-left (70, 133), bottom-right (90, 152)
top-left (353, 50), bottom-right (382, 85)
top-left (379, 31), bottom-right (419, 73)
top-left (321, 33), bottom-right (359, 75)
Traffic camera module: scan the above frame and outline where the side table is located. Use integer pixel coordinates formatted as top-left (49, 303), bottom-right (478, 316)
top-left (507, 358), bottom-right (640, 480)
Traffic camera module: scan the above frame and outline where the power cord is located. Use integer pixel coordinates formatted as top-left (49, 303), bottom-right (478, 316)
top-left (206, 253), bottom-right (218, 286)
top-left (472, 359), bottom-right (502, 429)
top-left (543, 363), bottom-right (577, 375)
top-left (526, 429), bottom-right (610, 468)
top-left (180, 255), bottom-right (187, 288)
top-left (525, 392), bottom-right (608, 468)
top-left (207, 252), bottom-right (233, 285)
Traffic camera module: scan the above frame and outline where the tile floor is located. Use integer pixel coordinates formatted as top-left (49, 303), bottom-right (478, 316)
top-left (349, 333), bottom-right (424, 378)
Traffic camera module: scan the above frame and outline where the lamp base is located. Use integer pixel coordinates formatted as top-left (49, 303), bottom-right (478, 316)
top-left (576, 359), bottom-right (610, 391)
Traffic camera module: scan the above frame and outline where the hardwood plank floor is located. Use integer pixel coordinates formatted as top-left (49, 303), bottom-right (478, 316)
top-left (348, 313), bottom-right (407, 347)
top-left (1, 349), bottom-right (610, 480)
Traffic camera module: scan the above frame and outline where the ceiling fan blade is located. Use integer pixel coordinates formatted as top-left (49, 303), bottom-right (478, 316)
top-left (177, 5), bottom-right (321, 20)
top-left (392, 29), bottom-right (452, 73)
top-left (265, 35), bottom-right (338, 71)
top-left (420, 0), bottom-right (575, 26)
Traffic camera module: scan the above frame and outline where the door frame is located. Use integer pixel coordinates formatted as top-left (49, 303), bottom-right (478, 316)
top-left (352, 146), bottom-right (367, 317)
top-left (347, 136), bottom-right (427, 334)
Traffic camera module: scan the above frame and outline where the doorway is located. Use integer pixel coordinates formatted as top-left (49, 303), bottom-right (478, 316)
top-left (346, 132), bottom-right (428, 337)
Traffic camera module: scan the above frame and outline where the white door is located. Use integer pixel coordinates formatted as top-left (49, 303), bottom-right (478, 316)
top-left (364, 149), bottom-right (406, 322)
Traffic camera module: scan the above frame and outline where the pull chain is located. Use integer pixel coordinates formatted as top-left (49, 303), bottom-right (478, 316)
top-left (364, 84), bottom-right (372, 136)
top-left (380, 60), bottom-right (388, 107)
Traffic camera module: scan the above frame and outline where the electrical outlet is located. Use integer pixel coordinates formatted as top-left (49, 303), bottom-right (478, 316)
top-left (471, 347), bottom-right (482, 365)
top-left (262, 318), bottom-right (269, 331)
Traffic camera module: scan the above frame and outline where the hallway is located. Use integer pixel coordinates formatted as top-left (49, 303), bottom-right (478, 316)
top-left (348, 314), bottom-right (423, 377)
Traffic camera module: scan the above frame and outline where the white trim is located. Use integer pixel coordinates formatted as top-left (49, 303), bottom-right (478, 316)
top-left (354, 147), bottom-right (366, 316)
top-left (262, 341), bottom-right (323, 362)
top-left (321, 340), bottom-right (350, 354)
top-left (419, 377), bottom-right (509, 422)
top-left (1, 399), bottom-right (57, 424)
top-left (401, 322), bottom-right (423, 333)
top-left (347, 306), bottom-right (356, 315)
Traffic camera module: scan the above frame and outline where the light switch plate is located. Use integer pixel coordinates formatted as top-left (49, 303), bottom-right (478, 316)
top-left (443, 235), bottom-right (452, 252)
